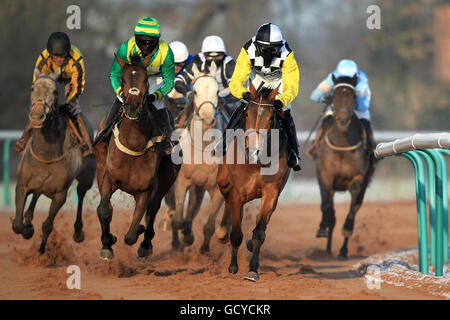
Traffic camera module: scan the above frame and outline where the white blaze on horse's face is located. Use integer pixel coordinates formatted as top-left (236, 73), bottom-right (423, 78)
top-left (193, 76), bottom-right (218, 125)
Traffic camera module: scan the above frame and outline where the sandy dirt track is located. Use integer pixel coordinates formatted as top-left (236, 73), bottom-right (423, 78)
top-left (0, 200), bottom-right (448, 300)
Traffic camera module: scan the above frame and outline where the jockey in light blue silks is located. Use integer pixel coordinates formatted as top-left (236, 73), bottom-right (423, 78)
top-left (306, 59), bottom-right (375, 159)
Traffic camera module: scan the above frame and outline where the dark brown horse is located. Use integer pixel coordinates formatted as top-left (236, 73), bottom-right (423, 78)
top-left (94, 54), bottom-right (179, 260)
top-left (12, 68), bottom-right (96, 253)
top-left (216, 82), bottom-right (290, 281)
top-left (314, 75), bottom-right (376, 258)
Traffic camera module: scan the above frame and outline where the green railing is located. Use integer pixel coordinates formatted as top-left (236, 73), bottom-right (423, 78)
top-left (400, 149), bottom-right (449, 276)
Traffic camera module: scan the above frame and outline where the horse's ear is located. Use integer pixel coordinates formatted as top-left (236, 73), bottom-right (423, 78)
top-left (351, 74), bottom-right (358, 87)
top-left (208, 61), bottom-right (217, 76)
top-left (34, 67), bottom-right (41, 78)
top-left (249, 81), bottom-right (257, 98)
top-left (143, 53), bottom-right (152, 67)
top-left (191, 63), bottom-right (201, 81)
top-left (269, 85), bottom-right (280, 101)
top-left (115, 53), bottom-right (127, 69)
top-left (53, 67), bottom-right (61, 79)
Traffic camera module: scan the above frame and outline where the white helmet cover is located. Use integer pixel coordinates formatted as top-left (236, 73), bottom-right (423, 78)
top-left (201, 35), bottom-right (226, 54)
top-left (169, 41), bottom-right (189, 63)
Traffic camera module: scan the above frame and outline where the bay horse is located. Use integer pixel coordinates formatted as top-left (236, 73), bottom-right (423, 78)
top-left (216, 82), bottom-right (290, 281)
top-left (94, 54), bottom-right (179, 260)
top-left (314, 75), bottom-right (376, 258)
top-left (171, 63), bottom-right (226, 254)
top-left (12, 68), bottom-right (96, 253)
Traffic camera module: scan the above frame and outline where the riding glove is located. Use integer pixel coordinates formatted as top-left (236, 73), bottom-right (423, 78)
top-left (273, 99), bottom-right (283, 110)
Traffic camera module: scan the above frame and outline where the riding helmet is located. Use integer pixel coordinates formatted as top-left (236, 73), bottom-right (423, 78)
top-left (47, 32), bottom-right (71, 56)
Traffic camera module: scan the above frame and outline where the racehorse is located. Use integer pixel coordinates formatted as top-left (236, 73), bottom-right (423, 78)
top-left (171, 63), bottom-right (226, 254)
top-left (314, 75), bottom-right (376, 258)
top-left (215, 82), bottom-right (291, 281)
top-left (159, 88), bottom-right (203, 232)
top-left (12, 68), bottom-right (96, 253)
top-left (94, 54), bottom-right (179, 260)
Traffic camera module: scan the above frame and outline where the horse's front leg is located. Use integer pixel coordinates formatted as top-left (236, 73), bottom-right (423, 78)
top-left (228, 190), bottom-right (243, 275)
top-left (171, 172), bottom-right (189, 249)
top-left (200, 188), bottom-right (224, 254)
top-left (124, 191), bottom-right (150, 246)
top-left (97, 173), bottom-right (117, 260)
top-left (39, 189), bottom-right (68, 254)
top-left (340, 178), bottom-right (364, 258)
top-left (181, 185), bottom-right (205, 247)
top-left (317, 179), bottom-right (336, 254)
top-left (12, 183), bottom-right (28, 235)
top-left (245, 188), bottom-right (279, 282)
top-left (22, 193), bottom-right (40, 239)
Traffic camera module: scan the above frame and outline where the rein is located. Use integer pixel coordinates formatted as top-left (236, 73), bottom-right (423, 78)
top-left (324, 128), bottom-right (367, 152)
top-left (29, 137), bottom-right (75, 164)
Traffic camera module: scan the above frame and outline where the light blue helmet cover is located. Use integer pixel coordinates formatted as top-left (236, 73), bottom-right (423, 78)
top-left (333, 59), bottom-right (358, 78)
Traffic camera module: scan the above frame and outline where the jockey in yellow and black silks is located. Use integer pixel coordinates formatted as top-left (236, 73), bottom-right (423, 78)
top-left (94, 17), bottom-right (175, 153)
top-left (226, 23), bottom-right (301, 171)
top-left (15, 32), bottom-right (93, 157)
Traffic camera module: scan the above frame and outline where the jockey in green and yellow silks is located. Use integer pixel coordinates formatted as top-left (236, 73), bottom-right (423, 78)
top-left (95, 17), bottom-right (175, 152)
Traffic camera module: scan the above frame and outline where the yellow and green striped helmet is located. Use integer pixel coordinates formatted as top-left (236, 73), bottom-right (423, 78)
top-left (134, 17), bottom-right (160, 38)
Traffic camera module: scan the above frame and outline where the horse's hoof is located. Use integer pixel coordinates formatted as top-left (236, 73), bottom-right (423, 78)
top-left (172, 219), bottom-right (183, 230)
top-left (181, 233), bottom-right (195, 246)
top-left (338, 249), bottom-right (348, 259)
top-left (216, 227), bottom-right (229, 244)
top-left (137, 225), bottom-right (146, 235)
top-left (316, 227), bottom-right (328, 238)
top-left (246, 240), bottom-right (254, 252)
top-left (22, 225), bottom-right (34, 239)
top-left (244, 271), bottom-right (259, 282)
top-left (73, 230), bottom-right (85, 243)
top-left (138, 245), bottom-right (152, 258)
top-left (200, 245), bottom-right (209, 255)
top-left (341, 227), bottom-right (353, 238)
top-left (12, 219), bottom-right (24, 235)
top-left (100, 249), bottom-right (114, 260)
top-left (228, 264), bottom-right (238, 274)
top-left (124, 234), bottom-right (138, 246)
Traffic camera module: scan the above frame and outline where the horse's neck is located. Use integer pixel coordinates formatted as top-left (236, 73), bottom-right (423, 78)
top-left (329, 117), bottom-right (362, 145)
top-left (31, 117), bottom-right (67, 155)
top-left (119, 118), bottom-right (153, 149)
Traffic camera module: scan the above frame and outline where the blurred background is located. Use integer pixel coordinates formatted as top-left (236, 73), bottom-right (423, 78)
top-left (0, 0), bottom-right (449, 205)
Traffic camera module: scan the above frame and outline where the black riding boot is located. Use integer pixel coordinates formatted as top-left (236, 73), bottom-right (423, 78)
top-left (281, 110), bottom-right (301, 171)
top-left (94, 98), bottom-right (122, 145)
top-left (149, 102), bottom-right (174, 154)
top-left (216, 102), bottom-right (247, 155)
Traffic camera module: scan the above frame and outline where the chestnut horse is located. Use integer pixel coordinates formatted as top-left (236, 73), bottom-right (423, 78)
top-left (314, 75), bottom-right (376, 258)
top-left (94, 54), bottom-right (179, 260)
top-left (216, 82), bottom-right (290, 281)
top-left (13, 68), bottom-right (96, 253)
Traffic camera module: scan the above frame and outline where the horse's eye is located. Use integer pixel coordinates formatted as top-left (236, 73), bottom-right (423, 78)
top-left (53, 90), bottom-right (57, 95)
top-left (193, 90), bottom-right (197, 95)
top-left (216, 90), bottom-right (219, 95)
top-left (31, 87), bottom-right (34, 92)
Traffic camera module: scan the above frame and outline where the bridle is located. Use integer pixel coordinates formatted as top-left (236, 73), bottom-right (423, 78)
top-left (29, 75), bottom-right (59, 126)
top-left (121, 66), bottom-right (149, 121)
top-left (192, 75), bottom-right (218, 119)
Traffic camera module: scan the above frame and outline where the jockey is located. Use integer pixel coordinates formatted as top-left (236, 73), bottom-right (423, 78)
top-left (169, 41), bottom-right (194, 77)
top-left (15, 32), bottom-right (93, 157)
top-left (167, 41), bottom-right (194, 110)
top-left (306, 59), bottom-right (374, 159)
top-left (227, 23), bottom-right (301, 171)
top-left (173, 35), bottom-right (239, 129)
top-left (95, 17), bottom-right (175, 153)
